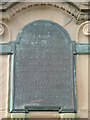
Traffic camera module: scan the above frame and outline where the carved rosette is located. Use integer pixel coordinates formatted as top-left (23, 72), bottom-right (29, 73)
top-left (76, 21), bottom-right (90, 42)
top-left (0, 21), bottom-right (10, 42)
top-left (83, 23), bottom-right (90, 36)
top-left (0, 24), bottom-right (4, 35)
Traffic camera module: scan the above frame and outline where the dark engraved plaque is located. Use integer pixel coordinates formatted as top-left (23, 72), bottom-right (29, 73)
top-left (10, 20), bottom-right (76, 113)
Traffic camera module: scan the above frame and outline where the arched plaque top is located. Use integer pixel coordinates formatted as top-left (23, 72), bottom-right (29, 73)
top-left (16, 20), bottom-right (71, 44)
top-left (8, 20), bottom-right (76, 113)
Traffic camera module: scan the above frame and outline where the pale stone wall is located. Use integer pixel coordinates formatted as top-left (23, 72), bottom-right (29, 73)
top-left (0, 2), bottom-right (89, 119)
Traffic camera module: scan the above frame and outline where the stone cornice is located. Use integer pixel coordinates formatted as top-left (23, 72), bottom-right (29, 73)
top-left (0, 2), bottom-right (90, 24)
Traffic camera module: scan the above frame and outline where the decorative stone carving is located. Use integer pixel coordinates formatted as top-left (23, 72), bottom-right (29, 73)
top-left (0, 21), bottom-right (10, 42)
top-left (0, 24), bottom-right (4, 35)
top-left (76, 21), bottom-right (90, 42)
top-left (83, 23), bottom-right (90, 36)
top-left (0, 2), bottom-right (89, 24)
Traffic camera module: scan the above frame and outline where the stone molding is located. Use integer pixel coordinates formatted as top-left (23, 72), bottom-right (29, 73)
top-left (0, 2), bottom-right (89, 24)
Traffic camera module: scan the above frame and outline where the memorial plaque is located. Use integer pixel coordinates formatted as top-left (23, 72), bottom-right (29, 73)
top-left (10, 20), bottom-right (76, 113)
